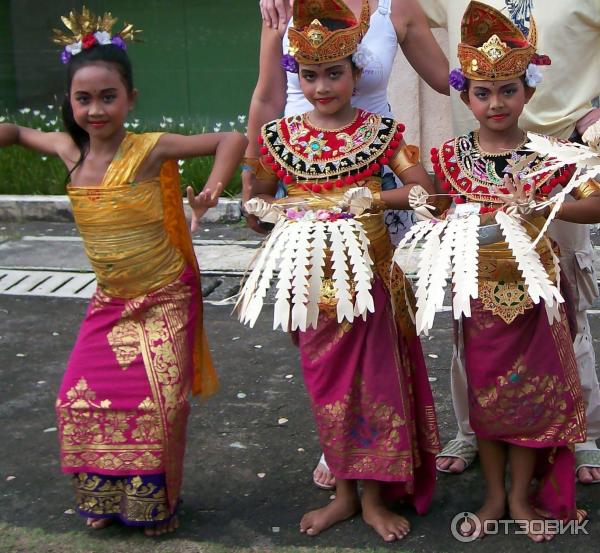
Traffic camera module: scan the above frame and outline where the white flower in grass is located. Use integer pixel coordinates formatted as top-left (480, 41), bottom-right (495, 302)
top-left (237, 115), bottom-right (246, 124)
top-left (178, 159), bottom-right (185, 166)
top-left (0, 116), bottom-right (5, 122)
top-left (179, 122), bottom-right (184, 128)
top-left (40, 114), bottom-right (46, 120)
top-left (41, 156), bottom-right (48, 161)
top-left (131, 122), bottom-right (139, 129)
top-left (159, 122), bottom-right (167, 128)
top-left (33, 110), bottom-right (40, 116)
top-left (19, 108), bottom-right (31, 114)
top-left (47, 104), bottom-right (54, 110)
top-left (164, 116), bottom-right (173, 123)
top-left (124, 122), bottom-right (130, 128)
top-left (229, 121), bottom-right (235, 128)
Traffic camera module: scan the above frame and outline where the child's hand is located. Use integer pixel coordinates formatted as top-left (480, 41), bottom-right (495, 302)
top-left (186, 185), bottom-right (219, 233)
top-left (493, 174), bottom-right (536, 216)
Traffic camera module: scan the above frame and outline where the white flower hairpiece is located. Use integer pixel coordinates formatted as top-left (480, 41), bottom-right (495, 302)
top-left (525, 63), bottom-right (543, 87)
top-left (352, 43), bottom-right (374, 70)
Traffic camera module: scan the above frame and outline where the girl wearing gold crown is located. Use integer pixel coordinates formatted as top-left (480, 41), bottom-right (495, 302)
top-left (0, 8), bottom-right (246, 535)
top-left (241, 0), bottom-right (440, 542)
top-left (424, 1), bottom-right (600, 541)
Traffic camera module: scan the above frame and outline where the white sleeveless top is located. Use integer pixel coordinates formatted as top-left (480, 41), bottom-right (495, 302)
top-left (282, 0), bottom-right (398, 117)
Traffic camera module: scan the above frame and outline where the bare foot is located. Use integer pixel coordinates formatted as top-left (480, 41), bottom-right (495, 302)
top-left (436, 456), bottom-right (468, 473)
top-left (577, 466), bottom-right (600, 484)
top-left (86, 517), bottom-right (113, 530)
top-left (362, 501), bottom-right (410, 542)
top-left (509, 495), bottom-right (552, 542)
top-left (313, 459), bottom-right (336, 490)
top-left (461, 494), bottom-right (506, 539)
top-left (144, 516), bottom-right (180, 537)
top-left (300, 481), bottom-right (360, 536)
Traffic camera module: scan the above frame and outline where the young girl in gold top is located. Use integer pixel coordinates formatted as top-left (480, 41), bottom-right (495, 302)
top-left (0, 8), bottom-right (246, 535)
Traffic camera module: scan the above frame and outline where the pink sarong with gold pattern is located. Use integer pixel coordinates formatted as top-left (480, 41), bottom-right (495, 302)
top-left (295, 203), bottom-right (440, 514)
top-left (56, 133), bottom-right (217, 525)
top-left (461, 237), bottom-right (586, 521)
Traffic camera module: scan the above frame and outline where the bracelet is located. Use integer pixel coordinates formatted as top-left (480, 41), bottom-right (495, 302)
top-left (241, 157), bottom-right (259, 174)
top-left (372, 191), bottom-right (387, 210)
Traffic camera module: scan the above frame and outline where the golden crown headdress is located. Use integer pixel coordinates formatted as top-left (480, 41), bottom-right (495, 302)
top-left (52, 6), bottom-right (141, 64)
top-left (287, 0), bottom-right (370, 65)
top-left (458, 1), bottom-right (537, 81)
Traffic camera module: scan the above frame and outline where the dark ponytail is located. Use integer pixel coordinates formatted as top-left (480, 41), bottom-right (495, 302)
top-left (61, 44), bottom-right (134, 180)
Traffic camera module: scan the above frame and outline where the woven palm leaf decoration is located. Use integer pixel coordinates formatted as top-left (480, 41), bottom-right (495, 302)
top-left (525, 128), bottom-right (600, 247)
top-left (237, 193), bottom-right (375, 331)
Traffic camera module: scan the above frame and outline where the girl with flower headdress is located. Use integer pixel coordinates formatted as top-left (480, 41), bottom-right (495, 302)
top-left (425, 1), bottom-right (600, 541)
top-left (0, 7), bottom-right (246, 535)
top-left (241, 0), bottom-right (440, 542)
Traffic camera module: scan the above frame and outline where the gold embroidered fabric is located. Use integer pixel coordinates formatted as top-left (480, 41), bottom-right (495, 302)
top-left (57, 377), bottom-right (164, 472)
top-left (73, 473), bottom-right (170, 523)
top-left (477, 218), bottom-right (556, 323)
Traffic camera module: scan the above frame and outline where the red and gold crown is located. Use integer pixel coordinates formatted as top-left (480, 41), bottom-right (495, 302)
top-left (287, 0), bottom-right (369, 65)
top-left (458, 1), bottom-right (537, 81)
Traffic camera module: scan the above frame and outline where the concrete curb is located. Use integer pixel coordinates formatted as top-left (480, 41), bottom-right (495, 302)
top-left (0, 194), bottom-right (242, 223)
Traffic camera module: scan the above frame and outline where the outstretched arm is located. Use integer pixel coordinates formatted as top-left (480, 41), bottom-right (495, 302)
top-left (152, 131), bottom-right (248, 231)
top-left (392, 0), bottom-right (450, 95)
top-left (0, 123), bottom-right (75, 161)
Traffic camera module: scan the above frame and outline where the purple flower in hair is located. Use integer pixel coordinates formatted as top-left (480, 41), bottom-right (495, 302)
top-left (449, 68), bottom-right (467, 92)
top-left (60, 48), bottom-right (72, 65)
top-left (281, 54), bottom-right (299, 74)
top-left (111, 35), bottom-right (127, 50)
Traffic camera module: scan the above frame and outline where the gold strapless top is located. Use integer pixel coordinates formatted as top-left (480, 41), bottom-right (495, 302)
top-left (68, 178), bottom-right (185, 298)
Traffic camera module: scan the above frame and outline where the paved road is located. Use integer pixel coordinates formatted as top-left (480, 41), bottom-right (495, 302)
top-left (1, 222), bottom-right (600, 552)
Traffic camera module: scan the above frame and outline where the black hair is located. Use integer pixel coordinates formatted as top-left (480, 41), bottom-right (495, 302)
top-left (61, 44), bottom-right (134, 180)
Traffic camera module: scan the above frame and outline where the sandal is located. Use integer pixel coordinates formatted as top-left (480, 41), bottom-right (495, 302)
top-left (435, 439), bottom-right (477, 473)
top-left (575, 450), bottom-right (600, 484)
top-left (312, 453), bottom-right (336, 490)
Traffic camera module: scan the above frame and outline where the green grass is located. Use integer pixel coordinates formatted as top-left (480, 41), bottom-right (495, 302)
top-left (0, 522), bottom-right (418, 553)
top-left (0, 109), bottom-right (244, 197)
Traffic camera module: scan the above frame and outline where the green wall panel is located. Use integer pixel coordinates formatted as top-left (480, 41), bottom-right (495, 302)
top-left (5, 0), bottom-right (261, 124)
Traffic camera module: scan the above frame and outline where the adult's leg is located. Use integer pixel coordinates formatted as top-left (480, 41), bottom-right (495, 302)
top-left (436, 323), bottom-right (477, 473)
top-left (573, 309), bottom-right (600, 482)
